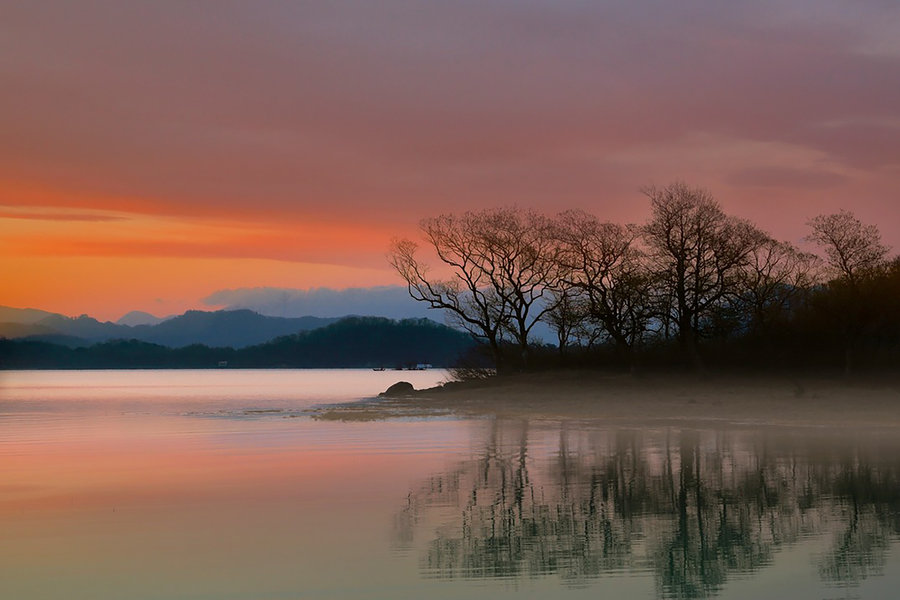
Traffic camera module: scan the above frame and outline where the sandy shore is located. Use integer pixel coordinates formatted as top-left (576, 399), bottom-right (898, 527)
top-left (311, 370), bottom-right (900, 429)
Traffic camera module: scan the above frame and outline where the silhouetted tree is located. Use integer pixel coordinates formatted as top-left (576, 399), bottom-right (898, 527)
top-left (740, 234), bottom-right (819, 336)
top-left (806, 210), bottom-right (892, 374)
top-left (478, 208), bottom-right (564, 369)
top-left (642, 183), bottom-right (759, 370)
top-left (556, 210), bottom-right (653, 368)
top-left (390, 208), bottom-right (562, 372)
top-left (390, 218), bottom-right (509, 372)
top-left (807, 210), bottom-right (889, 284)
top-left (543, 286), bottom-right (586, 360)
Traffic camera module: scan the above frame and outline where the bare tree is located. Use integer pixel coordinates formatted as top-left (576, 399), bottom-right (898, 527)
top-left (390, 208), bottom-right (562, 373)
top-left (556, 210), bottom-right (652, 366)
top-left (741, 234), bottom-right (819, 334)
top-left (543, 286), bottom-right (588, 359)
top-left (390, 218), bottom-right (509, 372)
top-left (475, 208), bottom-right (564, 369)
top-left (642, 182), bottom-right (759, 370)
top-left (806, 210), bottom-right (891, 374)
top-left (806, 210), bottom-right (889, 285)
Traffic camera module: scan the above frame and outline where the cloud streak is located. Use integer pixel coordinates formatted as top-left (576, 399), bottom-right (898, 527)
top-left (0, 209), bottom-right (126, 222)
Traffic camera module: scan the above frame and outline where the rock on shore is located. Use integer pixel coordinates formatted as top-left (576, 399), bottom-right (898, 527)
top-left (379, 381), bottom-right (415, 397)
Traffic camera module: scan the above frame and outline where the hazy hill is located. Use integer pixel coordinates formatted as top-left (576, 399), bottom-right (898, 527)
top-left (116, 310), bottom-right (170, 326)
top-left (0, 316), bottom-right (475, 369)
top-left (0, 306), bottom-right (59, 325)
top-left (32, 314), bottom-right (132, 341)
top-left (0, 307), bottom-right (338, 348)
top-left (131, 310), bottom-right (338, 348)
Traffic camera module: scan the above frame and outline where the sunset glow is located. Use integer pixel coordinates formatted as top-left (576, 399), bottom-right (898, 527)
top-left (3, 2), bottom-right (899, 320)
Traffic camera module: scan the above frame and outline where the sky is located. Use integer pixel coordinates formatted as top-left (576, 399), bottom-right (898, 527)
top-left (3, 1), bottom-right (899, 321)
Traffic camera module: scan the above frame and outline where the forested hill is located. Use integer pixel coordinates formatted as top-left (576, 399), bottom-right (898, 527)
top-left (0, 317), bottom-right (475, 369)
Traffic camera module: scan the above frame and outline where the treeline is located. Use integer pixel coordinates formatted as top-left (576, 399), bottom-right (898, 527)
top-left (0, 317), bottom-right (474, 369)
top-left (392, 182), bottom-right (898, 374)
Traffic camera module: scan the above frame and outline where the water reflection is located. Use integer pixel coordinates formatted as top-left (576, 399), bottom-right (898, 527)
top-left (395, 420), bottom-right (900, 598)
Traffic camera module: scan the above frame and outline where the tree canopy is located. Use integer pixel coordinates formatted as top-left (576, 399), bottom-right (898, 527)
top-left (391, 188), bottom-right (897, 374)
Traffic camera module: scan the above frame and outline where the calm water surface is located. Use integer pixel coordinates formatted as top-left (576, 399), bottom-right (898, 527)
top-left (1, 369), bottom-right (899, 599)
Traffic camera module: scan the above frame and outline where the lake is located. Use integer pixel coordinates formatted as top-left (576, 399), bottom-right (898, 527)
top-left (1, 369), bottom-right (899, 599)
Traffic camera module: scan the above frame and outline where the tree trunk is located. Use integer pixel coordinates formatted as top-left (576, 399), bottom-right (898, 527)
top-left (557, 330), bottom-right (568, 363)
top-left (519, 340), bottom-right (530, 372)
top-left (678, 316), bottom-right (705, 373)
top-left (612, 334), bottom-right (632, 371)
top-left (488, 337), bottom-right (505, 376)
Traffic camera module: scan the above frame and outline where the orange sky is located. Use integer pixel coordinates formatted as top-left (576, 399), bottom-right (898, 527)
top-left (3, 2), bottom-right (899, 321)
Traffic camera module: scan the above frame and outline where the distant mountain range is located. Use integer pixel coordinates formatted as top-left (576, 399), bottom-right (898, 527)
top-left (116, 310), bottom-right (171, 327)
top-left (0, 306), bottom-right (339, 348)
top-left (0, 316), bottom-right (476, 369)
top-left (0, 306), bottom-right (58, 325)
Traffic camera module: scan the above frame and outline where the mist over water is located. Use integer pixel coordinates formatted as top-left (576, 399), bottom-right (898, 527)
top-left (1, 370), bottom-right (898, 599)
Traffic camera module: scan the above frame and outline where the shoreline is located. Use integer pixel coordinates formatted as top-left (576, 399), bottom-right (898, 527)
top-left (312, 370), bottom-right (900, 429)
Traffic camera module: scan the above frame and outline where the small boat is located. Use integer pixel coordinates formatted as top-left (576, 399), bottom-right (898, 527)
top-left (372, 367), bottom-right (385, 371)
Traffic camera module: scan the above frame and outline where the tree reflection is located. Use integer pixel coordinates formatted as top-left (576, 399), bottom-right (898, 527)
top-left (817, 463), bottom-right (900, 586)
top-left (395, 420), bottom-right (900, 598)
